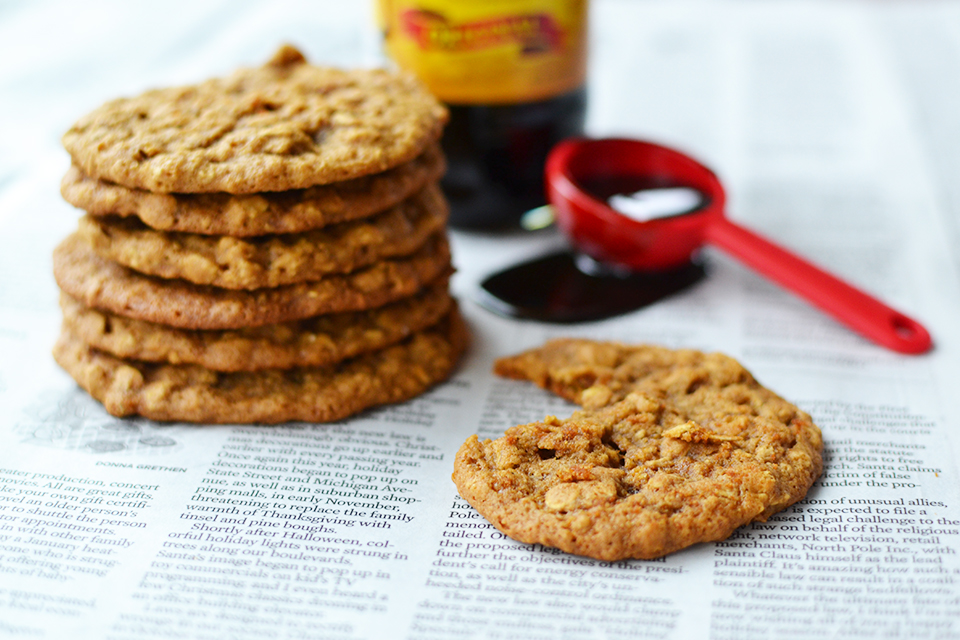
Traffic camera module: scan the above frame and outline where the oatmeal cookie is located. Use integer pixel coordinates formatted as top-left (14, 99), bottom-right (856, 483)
top-left (77, 182), bottom-right (448, 289)
top-left (453, 340), bottom-right (823, 560)
top-left (53, 231), bottom-right (451, 329)
top-left (59, 279), bottom-right (453, 371)
top-left (60, 143), bottom-right (445, 236)
top-left (61, 45), bottom-right (448, 193)
top-left (494, 339), bottom-right (752, 410)
top-left (53, 307), bottom-right (467, 424)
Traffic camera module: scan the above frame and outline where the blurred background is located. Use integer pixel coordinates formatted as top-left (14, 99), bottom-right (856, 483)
top-left (1, 0), bottom-right (959, 337)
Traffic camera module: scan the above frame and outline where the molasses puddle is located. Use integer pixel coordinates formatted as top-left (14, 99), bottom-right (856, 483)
top-left (477, 251), bottom-right (706, 323)
top-left (477, 181), bottom-right (709, 323)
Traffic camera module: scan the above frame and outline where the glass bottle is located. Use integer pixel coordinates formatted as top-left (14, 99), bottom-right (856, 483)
top-left (378, 0), bottom-right (589, 229)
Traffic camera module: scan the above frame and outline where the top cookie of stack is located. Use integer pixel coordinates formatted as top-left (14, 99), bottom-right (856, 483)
top-left (53, 45), bottom-right (467, 425)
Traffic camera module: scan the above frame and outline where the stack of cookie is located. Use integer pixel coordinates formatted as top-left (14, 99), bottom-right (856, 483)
top-left (52, 46), bottom-right (467, 425)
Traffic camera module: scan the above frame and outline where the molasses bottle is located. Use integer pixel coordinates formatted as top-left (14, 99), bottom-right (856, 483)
top-left (378, 1), bottom-right (588, 229)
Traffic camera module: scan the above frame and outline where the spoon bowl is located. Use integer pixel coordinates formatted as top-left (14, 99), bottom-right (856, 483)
top-left (546, 137), bottom-right (723, 270)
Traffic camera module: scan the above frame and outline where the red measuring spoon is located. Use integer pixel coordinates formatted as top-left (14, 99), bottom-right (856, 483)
top-left (545, 137), bottom-right (932, 354)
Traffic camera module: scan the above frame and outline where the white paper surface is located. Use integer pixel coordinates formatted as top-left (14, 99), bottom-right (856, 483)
top-left (2, 1), bottom-right (960, 638)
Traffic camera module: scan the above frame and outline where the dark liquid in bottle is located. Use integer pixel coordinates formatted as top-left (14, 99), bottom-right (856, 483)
top-left (441, 86), bottom-right (587, 230)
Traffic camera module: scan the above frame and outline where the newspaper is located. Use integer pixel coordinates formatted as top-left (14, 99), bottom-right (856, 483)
top-left (2, 1), bottom-right (960, 638)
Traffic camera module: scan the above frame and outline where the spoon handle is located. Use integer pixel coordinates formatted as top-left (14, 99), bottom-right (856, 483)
top-left (706, 217), bottom-right (932, 354)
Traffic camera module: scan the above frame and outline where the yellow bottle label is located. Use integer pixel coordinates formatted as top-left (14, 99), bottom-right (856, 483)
top-left (378, 0), bottom-right (588, 104)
